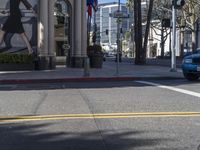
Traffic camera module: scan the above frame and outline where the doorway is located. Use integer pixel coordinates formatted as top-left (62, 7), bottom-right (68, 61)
top-left (54, 0), bottom-right (72, 66)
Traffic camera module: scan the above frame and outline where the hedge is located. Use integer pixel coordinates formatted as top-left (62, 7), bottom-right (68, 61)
top-left (0, 54), bottom-right (34, 64)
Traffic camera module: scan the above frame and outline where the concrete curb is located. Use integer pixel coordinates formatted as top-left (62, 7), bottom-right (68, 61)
top-left (0, 76), bottom-right (184, 84)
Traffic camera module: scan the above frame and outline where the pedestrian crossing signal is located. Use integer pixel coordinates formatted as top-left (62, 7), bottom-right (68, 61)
top-left (162, 19), bottom-right (171, 28)
top-left (106, 29), bottom-right (108, 35)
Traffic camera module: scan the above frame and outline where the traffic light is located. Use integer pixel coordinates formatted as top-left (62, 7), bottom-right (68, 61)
top-left (92, 33), bottom-right (96, 43)
top-left (162, 19), bottom-right (171, 28)
top-left (120, 28), bottom-right (123, 34)
top-left (105, 29), bottom-right (109, 35)
top-left (173, 0), bottom-right (185, 9)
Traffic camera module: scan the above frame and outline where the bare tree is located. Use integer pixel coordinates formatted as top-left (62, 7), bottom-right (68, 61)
top-left (127, 0), bottom-right (154, 64)
top-left (143, 0), bottom-right (154, 60)
top-left (182, 0), bottom-right (200, 53)
top-left (151, 0), bottom-right (171, 58)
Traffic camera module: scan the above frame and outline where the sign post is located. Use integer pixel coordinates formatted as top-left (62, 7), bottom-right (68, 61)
top-left (109, 1), bottom-right (129, 76)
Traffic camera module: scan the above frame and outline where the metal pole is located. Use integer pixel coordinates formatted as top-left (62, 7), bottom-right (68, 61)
top-left (170, 4), bottom-right (177, 72)
top-left (116, 0), bottom-right (120, 76)
top-left (84, 57), bottom-right (90, 76)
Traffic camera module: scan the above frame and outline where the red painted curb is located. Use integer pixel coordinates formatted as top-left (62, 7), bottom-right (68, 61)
top-left (0, 76), bottom-right (183, 85)
top-left (0, 77), bottom-right (143, 84)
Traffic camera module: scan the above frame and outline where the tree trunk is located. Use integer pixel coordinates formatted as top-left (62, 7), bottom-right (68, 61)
top-left (134, 0), bottom-right (139, 64)
top-left (196, 20), bottom-right (200, 48)
top-left (192, 25), bottom-right (196, 53)
top-left (134, 0), bottom-right (143, 65)
top-left (142, 0), bottom-right (154, 62)
top-left (137, 0), bottom-right (143, 64)
top-left (180, 29), bottom-right (184, 58)
top-left (160, 26), bottom-right (164, 58)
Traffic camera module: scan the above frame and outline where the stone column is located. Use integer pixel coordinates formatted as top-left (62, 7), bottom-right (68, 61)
top-left (74, 0), bottom-right (82, 57)
top-left (72, 0), bottom-right (87, 67)
top-left (81, 0), bottom-right (87, 57)
top-left (37, 0), bottom-right (56, 69)
top-left (38, 0), bottom-right (48, 56)
top-left (48, 0), bottom-right (56, 69)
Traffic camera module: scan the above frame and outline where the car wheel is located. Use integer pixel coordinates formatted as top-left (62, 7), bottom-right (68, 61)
top-left (183, 73), bottom-right (199, 81)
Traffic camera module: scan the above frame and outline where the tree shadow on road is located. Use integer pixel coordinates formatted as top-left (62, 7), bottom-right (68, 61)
top-left (0, 122), bottom-right (177, 150)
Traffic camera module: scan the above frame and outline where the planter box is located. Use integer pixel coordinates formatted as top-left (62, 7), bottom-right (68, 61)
top-left (90, 55), bottom-right (103, 68)
top-left (0, 63), bottom-right (35, 71)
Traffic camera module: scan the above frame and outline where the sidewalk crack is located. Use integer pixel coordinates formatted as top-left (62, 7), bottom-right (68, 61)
top-left (78, 89), bottom-right (110, 150)
top-left (32, 92), bottom-right (48, 115)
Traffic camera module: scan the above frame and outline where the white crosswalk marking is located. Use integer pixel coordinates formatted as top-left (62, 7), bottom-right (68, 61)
top-left (136, 81), bottom-right (200, 98)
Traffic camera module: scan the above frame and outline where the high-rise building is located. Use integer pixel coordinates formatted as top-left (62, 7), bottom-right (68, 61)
top-left (96, 2), bottom-right (131, 51)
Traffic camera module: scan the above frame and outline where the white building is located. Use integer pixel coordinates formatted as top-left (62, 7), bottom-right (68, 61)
top-left (0, 0), bottom-right (88, 69)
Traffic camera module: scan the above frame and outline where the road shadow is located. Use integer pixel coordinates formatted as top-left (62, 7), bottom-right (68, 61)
top-left (0, 122), bottom-right (175, 150)
top-left (0, 79), bottom-right (199, 91)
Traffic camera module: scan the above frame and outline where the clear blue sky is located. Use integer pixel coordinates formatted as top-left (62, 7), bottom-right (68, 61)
top-left (99, 0), bottom-right (126, 4)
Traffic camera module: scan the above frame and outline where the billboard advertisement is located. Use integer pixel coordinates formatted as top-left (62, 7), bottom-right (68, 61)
top-left (0, 0), bottom-right (38, 54)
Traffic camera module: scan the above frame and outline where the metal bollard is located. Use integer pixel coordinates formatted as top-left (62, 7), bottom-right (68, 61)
top-left (83, 57), bottom-right (90, 77)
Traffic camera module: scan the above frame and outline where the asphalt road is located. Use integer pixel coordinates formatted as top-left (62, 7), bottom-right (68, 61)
top-left (0, 79), bottom-right (200, 150)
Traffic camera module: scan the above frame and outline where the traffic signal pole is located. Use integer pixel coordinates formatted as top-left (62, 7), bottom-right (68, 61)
top-left (170, 0), bottom-right (185, 72)
top-left (170, 2), bottom-right (177, 72)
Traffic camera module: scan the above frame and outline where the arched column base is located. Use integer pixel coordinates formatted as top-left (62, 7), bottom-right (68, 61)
top-left (35, 56), bottom-right (56, 70)
top-left (69, 56), bottom-right (85, 68)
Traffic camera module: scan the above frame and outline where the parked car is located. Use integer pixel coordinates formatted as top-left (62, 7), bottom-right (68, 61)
top-left (196, 48), bottom-right (200, 53)
top-left (184, 48), bottom-right (200, 57)
top-left (183, 51), bottom-right (192, 57)
top-left (182, 53), bottom-right (200, 81)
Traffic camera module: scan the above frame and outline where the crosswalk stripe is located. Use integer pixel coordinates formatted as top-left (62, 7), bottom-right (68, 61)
top-left (135, 81), bottom-right (200, 98)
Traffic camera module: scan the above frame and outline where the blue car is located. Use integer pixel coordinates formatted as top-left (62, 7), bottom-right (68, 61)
top-left (182, 53), bottom-right (200, 81)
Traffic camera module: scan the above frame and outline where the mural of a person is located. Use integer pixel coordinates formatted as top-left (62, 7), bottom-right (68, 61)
top-left (0, 0), bottom-right (36, 54)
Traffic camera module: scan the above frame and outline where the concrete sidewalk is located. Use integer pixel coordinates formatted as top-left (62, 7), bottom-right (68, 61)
top-left (0, 60), bottom-right (184, 84)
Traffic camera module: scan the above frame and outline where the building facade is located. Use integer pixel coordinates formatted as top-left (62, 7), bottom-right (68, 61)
top-left (0, 0), bottom-right (87, 69)
top-left (96, 2), bottom-right (130, 52)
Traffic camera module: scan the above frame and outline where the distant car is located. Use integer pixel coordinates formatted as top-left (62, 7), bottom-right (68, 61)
top-left (182, 53), bottom-right (200, 81)
top-left (107, 52), bottom-right (116, 57)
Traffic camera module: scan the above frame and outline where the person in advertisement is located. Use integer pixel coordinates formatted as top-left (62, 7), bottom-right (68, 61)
top-left (0, 0), bottom-right (36, 54)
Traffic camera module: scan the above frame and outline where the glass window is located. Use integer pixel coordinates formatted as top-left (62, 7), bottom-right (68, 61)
top-left (54, 0), bottom-right (71, 57)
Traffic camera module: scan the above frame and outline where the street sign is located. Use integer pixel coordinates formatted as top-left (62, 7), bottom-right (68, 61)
top-left (62, 44), bottom-right (70, 50)
top-left (109, 11), bottom-right (129, 18)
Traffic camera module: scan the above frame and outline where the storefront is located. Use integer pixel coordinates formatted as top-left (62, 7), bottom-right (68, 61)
top-left (0, 0), bottom-right (87, 69)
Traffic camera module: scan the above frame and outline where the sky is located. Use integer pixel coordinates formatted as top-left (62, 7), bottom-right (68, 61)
top-left (99, 0), bottom-right (127, 4)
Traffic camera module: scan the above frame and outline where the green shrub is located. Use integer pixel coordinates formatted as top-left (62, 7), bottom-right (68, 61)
top-left (0, 54), bottom-right (34, 64)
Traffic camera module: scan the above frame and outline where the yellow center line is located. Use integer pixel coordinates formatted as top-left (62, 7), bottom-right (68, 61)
top-left (0, 112), bottom-right (200, 124)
